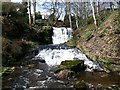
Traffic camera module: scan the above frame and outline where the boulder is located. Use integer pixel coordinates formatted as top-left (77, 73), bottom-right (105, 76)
top-left (54, 60), bottom-right (86, 73)
top-left (74, 81), bottom-right (87, 90)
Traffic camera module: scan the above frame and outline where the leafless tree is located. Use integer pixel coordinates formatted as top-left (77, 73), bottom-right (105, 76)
top-left (66, 1), bottom-right (72, 29)
top-left (32, 0), bottom-right (36, 24)
top-left (90, 0), bottom-right (97, 27)
top-left (28, 0), bottom-right (32, 29)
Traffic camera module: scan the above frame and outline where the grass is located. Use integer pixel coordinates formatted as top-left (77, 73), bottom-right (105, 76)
top-left (99, 58), bottom-right (112, 70)
top-left (83, 31), bottom-right (93, 41)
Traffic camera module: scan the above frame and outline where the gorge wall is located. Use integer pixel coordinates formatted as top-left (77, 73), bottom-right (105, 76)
top-left (74, 11), bottom-right (120, 72)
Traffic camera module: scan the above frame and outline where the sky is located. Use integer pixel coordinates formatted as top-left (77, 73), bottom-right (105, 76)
top-left (11, 0), bottom-right (65, 20)
top-left (11, 0), bottom-right (119, 20)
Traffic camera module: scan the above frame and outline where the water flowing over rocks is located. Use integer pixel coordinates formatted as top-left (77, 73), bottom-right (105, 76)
top-left (9, 27), bottom-right (120, 90)
top-left (52, 27), bottom-right (73, 44)
top-left (32, 44), bottom-right (102, 71)
top-left (30, 27), bottom-right (103, 71)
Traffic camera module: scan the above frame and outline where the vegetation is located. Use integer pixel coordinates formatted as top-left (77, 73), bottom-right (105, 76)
top-left (65, 38), bottom-right (77, 47)
top-left (75, 11), bottom-right (120, 71)
top-left (1, 0), bottom-right (120, 89)
top-left (2, 2), bottom-right (53, 66)
top-left (0, 67), bottom-right (14, 77)
top-left (83, 31), bottom-right (93, 41)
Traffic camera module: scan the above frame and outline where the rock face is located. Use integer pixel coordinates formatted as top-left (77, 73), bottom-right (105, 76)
top-left (75, 11), bottom-right (120, 71)
top-left (54, 60), bottom-right (86, 79)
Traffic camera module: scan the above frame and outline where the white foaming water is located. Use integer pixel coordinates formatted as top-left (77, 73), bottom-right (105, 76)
top-left (33, 27), bottom-right (102, 71)
top-left (52, 27), bottom-right (73, 44)
top-left (33, 45), bottom-right (102, 71)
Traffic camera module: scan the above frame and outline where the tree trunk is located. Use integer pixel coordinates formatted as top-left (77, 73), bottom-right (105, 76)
top-left (84, 2), bottom-right (88, 25)
top-left (68, 2), bottom-right (72, 29)
top-left (110, 0), bottom-right (114, 11)
top-left (33, 0), bottom-right (36, 24)
top-left (90, 0), bottom-right (97, 27)
top-left (75, 14), bottom-right (79, 29)
top-left (28, 0), bottom-right (32, 29)
top-left (96, 0), bottom-right (99, 16)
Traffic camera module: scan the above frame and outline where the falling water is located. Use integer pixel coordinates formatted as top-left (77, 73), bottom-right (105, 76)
top-left (32, 27), bottom-right (102, 71)
top-left (8, 27), bottom-right (120, 90)
top-left (52, 27), bottom-right (73, 44)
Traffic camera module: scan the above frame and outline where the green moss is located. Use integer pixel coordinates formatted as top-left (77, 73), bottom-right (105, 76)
top-left (77, 45), bottom-right (86, 54)
top-left (0, 67), bottom-right (14, 77)
top-left (65, 38), bottom-right (76, 47)
top-left (90, 55), bottom-right (97, 61)
top-left (8, 78), bottom-right (13, 81)
top-left (87, 24), bottom-right (96, 31)
top-left (99, 58), bottom-right (112, 70)
top-left (42, 26), bottom-right (52, 31)
top-left (27, 64), bottom-right (37, 69)
top-left (84, 31), bottom-right (93, 41)
top-left (54, 60), bottom-right (86, 73)
top-left (74, 81), bottom-right (87, 90)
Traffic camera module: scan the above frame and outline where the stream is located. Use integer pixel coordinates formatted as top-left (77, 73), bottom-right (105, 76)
top-left (2, 27), bottom-right (120, 90)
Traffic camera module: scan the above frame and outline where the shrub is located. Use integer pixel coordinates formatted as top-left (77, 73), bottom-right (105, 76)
top-left (84, 31), bottom-right (93, 41)
top-left (65, 38), bottom-right (76, 47)
top-left (2, 38), bottom-right (22, 66)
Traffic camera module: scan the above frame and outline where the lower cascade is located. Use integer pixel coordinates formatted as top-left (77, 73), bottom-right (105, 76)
top-left (32, 27), bottom-right (102, 71)
top-left (11, 27), bottom-right (120, 89)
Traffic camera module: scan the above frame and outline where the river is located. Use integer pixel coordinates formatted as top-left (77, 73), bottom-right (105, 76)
top-left (2, 27), bottom-right (120, 90)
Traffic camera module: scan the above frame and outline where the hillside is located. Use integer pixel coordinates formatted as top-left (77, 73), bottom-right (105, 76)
top-left (76, 11), bottom-right (120, 71)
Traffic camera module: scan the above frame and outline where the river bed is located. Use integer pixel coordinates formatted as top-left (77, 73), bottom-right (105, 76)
top-left (2, 27), bottom-right (120, 90)
top-left (2, 62), bottom-right (120, 90)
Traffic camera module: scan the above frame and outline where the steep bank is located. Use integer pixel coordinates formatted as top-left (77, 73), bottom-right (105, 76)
top-left (75, 11), bottom-right (120, 72)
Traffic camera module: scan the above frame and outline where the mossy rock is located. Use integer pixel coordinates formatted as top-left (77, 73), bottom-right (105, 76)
top-left (27, 64), bottom-right (37, 69)
top-left (65, 38), bottom-right (76, 47)
top-left (74, 81), bottom-right (87, 90)
top-left (54, 60), bottom-right (86, 73)
top-left (1, 67), bottom-right (14, 76)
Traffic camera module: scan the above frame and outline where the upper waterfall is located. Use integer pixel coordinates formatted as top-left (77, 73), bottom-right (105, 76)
top-left (31, 27), bottom-right (102, 71)
top-left (52, 27), bottom-right (73, 44)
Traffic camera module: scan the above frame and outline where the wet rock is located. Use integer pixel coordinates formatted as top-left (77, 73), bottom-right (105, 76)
top-left (54, 60), bottom-right (86, 73)
top-left (74, 81), bottom-right (87, 90)
top-left (55, 69), bottom-right (69, 79)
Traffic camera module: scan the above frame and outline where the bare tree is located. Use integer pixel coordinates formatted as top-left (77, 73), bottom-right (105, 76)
top-left (96, 0), bottom-right (99, 16)
top-left (32, 0), bottom-right (36, 24)
top-left (110, 0), bottom-right (114, 11)
top-left (43, 0), bottom-right (63, 24)
top-left (90, 0), bottom-right (97, 27)
top-left (66, 1), bottom-right (72, 29)
top-left (72, 2), bottom-right (79, 29)
top-left (28, 0), bottom-right (32, 29)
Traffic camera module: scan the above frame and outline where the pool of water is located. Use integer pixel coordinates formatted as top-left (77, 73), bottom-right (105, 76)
top-left (2, 62), bottom-right (120, 90)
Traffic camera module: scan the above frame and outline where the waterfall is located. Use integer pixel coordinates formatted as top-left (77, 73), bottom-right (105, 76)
top-left (32, 27), bottom-right (102, 71)
top-left (52, 27), bottom-right (73, 44)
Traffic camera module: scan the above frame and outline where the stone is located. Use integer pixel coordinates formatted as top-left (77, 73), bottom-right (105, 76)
top-left (54, 60), bottom-right (86, 73)
top-left (74, 81), bottom-right (87, 90)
